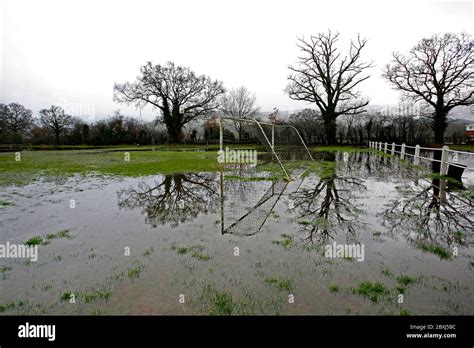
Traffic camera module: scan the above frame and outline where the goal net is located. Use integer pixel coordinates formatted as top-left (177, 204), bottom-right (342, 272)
top-left (212, 116), bottom-right (313, 180)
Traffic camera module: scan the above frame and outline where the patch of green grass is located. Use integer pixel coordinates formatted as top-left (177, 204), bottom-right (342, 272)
top-left (311, 146), bottom-right (368, 153)
top-left (25, 229), bottom-right (71, 246)
top-left (399, 309), bottom-right (411, 316)
top-left (353, 281), bottom-right (390, 303)
top-left (0, 149), bottom-right (221, 185)
top-left (191, 251), bottom-right (211, 261)
top-left (0, 266), bottom-right (12, 273)
top-left (0, 300), bottom-right (26, 313)
top-left (172, 245), bottom-right (210, 260)
top-left (60, 292), bottom-right (75, 301)
top-left (264, 277), bottom-right (294, 292)
top-left (419, 243), bottom-right (451, 260)
top-left (329, 285), bottom-right (340, 293)
top-left (272, 234), bottom-right (294, 249)
top-left (46, 229), bottom-right (71, 240)
top-left (172, 245), bottom-right (190, 254)
top-left (396, 275), bottom-right (417, 294)
top-left (209, 291), bottom-right (235, 315)
top-left (127, 262), bottom-right (144, 279)
top-left (25, 236), bottom-right (49, 246)
top-left (83, 289), bottom-right (112, 303)
top-left (381, 268), bottom-right (393, 277)
top-left (397, 275), bottom-right (416, 287)
top-left (0, 200), bottom-right (13, 207)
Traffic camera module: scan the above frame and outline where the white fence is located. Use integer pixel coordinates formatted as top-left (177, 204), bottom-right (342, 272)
top-left (368, 141), bottom-right (474, 176)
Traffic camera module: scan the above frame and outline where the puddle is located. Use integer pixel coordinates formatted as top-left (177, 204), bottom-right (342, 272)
top-left (0, 151), bottom-right (473, 315)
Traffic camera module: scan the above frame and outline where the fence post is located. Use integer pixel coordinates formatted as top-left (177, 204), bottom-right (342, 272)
top-left (391, 143), bottom-right (395, 155)
top-left (401, 143), bottom-right (406, 160)
top-left (440, 145), bottom-right (449, 176)
top-left (378, 142), bottom-right (381, 151)
top-left (384, 142), bottom-right (388, 153)
top-left (414, 144), bottom-right (420, 165)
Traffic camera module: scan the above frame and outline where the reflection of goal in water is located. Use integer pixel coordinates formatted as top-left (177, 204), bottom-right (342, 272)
top-left (218, 116), bottom-right (314, 180)
top-left (218, 170), bottom-right (289, 236)
top-left (218, 169), bottom-right (308, 236)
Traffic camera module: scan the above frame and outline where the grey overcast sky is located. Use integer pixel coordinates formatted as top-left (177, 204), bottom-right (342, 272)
top-left (0, 0), bottom-right (472, 121)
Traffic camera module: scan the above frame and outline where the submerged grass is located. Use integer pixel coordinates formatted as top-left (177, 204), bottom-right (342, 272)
top-left (172, 245), bottom-right (211, 261)
top-left (353, 281), bottom-right (390, 303)
top-left (419, 243), bottom-right (451, 260)
top-left (272, 234), bottom-right (294, 249)
top-left (25, 229), bottom-right (71, 246)
top-left (264, 277), bottom-right (294, 291)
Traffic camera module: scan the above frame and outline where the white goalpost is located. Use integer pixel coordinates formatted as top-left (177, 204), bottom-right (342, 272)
top-left (218, 115), bottom-right (314, 180)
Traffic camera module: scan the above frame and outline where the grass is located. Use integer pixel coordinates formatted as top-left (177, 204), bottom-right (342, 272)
top-left (0, 200), bottom-right (13, 206)
top-left (127, 262), bottom-right (144, 279)
top-left (0, 266), bottom-right (12, 273)
top-left (46, 229), bottom-right (71, 240)
top-left (209, 291), bottom-right (235, 316)
top-left (0, 145), bottom-right (367, 185)
top-left (172, 245), bottom-right (211, 261)
top-left (311, 145), bottom-right (369, 153)
top-left (264, 277), bottom-right (294, 291)
top-left (353, 281), bottom-right (390, 303)
top-left (396, 275), bottom-right (417, 294)
top-left (329, 285), bottom-right (340, 293)
top-left (60, 292), bottom-right (75, 301)
top-left (0, 300), bottom-right (26, 313)
top-left (448, 144), bottom-right (474, 152)
top-left (83, 289), bottom-right (112, 303)
top-left (419, 243), bottom-right (451, 260)
top-left (25, 236), bottom-right (49, 246)
top-left (0, 149), bottom-right (221, 185)
top-left (25, 229), bottom-right (71, 246)
top-left (272, 234), bottom-right (294, 249)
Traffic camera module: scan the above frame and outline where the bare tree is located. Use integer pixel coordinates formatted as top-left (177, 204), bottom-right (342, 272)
top-left (220, 86), bottom-right (260, 140)
top-left (114, 61), bottom-right (225, 143)
top-left (39, 105), bottom-right (73, 145)
top-left (0, 103), bottom-right (34, 142)
top-left (286, 30), bottom-right (372, 145)
top-left (384, 33), bottom-right (473, 144)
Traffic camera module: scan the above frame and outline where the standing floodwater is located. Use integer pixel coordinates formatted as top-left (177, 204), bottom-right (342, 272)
top-left (0, 151), bottom-right (473, 315)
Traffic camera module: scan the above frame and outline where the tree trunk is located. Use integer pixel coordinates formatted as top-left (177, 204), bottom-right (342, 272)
top-left (324, 115), bottom-right (337, 145)
top-left (433, 107), bottom-right (447, 145)
top-left (162, 106), bottom-right (183, 143)
top-left (54, 129), bottom-right (60, 145)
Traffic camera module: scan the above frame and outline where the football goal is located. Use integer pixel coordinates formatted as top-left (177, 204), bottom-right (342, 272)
top-left (217, 116), bottom-right (314, 180)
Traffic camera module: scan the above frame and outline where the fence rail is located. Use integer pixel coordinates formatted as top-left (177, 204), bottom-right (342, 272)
top-left (368, 141), bottom-right (474, 176)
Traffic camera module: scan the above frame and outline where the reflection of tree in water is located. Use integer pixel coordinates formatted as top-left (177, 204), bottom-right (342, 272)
top-left (117, 173), bottom-right (219, 228)
top-left (290, 154), bottom-right (366, 243)
top-left (381, 177), bottom-right (474, 248)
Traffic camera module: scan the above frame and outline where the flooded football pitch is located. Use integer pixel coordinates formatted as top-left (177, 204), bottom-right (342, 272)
top-left (0, 151), bottom-right (473, 315)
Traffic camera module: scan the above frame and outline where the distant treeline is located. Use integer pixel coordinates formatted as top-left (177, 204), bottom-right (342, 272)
top-left (0, 102), bottom-right (468, 147)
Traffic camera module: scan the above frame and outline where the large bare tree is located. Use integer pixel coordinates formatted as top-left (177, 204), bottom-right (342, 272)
top-left (384, 33), bottom-right (473, 144)
top-left (39, 105), bottom-right (73, 145)
top-left (0, 103), bottom-right (33, 142)
top-left (286, 31), bottom-right (372, 145)
top-left (220, 86), bottom-right (260, 140)
top-left (114, 61), bottom-right (225, 143)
